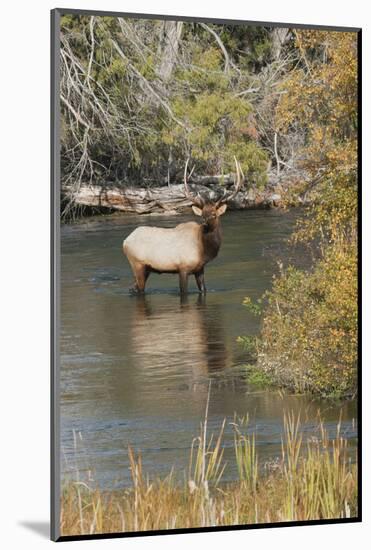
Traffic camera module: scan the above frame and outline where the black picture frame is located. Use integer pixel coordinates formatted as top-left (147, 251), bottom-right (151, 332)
top-left (51, 8), bottom-right (362, 542)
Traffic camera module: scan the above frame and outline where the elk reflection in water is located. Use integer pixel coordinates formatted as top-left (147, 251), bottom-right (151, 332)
top-left (130, 294), bottom-right (232, 392)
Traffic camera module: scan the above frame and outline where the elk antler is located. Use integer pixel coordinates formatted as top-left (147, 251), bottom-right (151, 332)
top-left (183, 158), bottom-right (204, 208)
top-left (216, 156), bottom-right (244, 206)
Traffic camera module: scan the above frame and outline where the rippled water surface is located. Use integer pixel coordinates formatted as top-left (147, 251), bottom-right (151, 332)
top-left (60, 209), bottom-right (357, 488)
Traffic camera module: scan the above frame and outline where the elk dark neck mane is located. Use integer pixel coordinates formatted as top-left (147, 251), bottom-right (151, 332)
top-left (201, 222), bottom-right (222, 263)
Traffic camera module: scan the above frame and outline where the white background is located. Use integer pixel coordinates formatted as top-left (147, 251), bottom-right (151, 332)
top-left (0, 0), bottom-right (368, 547)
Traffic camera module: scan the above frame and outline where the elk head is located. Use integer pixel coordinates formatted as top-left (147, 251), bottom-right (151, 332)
top-left (183, 156), bottom-right (244, 227)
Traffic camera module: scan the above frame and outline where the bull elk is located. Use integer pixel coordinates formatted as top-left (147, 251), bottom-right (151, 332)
top-left (123, 157), bottom-right (244, 294)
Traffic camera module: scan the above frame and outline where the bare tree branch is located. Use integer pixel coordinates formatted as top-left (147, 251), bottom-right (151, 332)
top-left (199, 23), bottom-right (239, 74)
top-left (110, 37), bottom-right (187, 129)
top-left (60, 94), bottom-right (91, 129)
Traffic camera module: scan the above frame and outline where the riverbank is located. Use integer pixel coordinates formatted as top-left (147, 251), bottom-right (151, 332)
top-left (60, 413), bottom-right (357, 536)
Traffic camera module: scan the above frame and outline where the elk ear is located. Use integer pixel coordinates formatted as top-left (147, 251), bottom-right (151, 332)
top-left (192, 205), bottom-right (203, 217)
top-left (216, 203), bottom-right (227, 216)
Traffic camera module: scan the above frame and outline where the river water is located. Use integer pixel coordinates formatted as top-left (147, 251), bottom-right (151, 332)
top-left (60, 209), bottom-right (357, 488)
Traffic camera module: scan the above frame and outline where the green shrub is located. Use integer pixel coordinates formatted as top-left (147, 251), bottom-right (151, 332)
top-left (243, 365), bottom-right (274, 388)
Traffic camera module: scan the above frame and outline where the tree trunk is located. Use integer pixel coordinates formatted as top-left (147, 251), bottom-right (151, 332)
top-left (157, 21), bottom-right (183, 83)
top-left (271, 28), bottom-right (290, 60)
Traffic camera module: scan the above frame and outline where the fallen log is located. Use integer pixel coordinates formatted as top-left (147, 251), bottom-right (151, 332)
top-left (66, 182), bottom-right (284, 215)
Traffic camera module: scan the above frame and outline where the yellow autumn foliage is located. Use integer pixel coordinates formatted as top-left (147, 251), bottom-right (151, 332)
top-left (276, 30), bottom-right (358, 242)
top-left (259, 238), bottom-right (357, 396)
top-left (249, 30), bottom-right (358, 397)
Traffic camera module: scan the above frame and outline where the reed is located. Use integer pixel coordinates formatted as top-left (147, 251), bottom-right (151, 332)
top-left (232, 414), bottom-right (258, 493)
top-left (60, 412), bottom-right (357, 536)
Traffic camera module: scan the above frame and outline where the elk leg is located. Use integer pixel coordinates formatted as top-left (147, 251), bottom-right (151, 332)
top-left (179, 271), bottom-right (189, 294)
top-left (131, 263), bottom-right (148, 293)
top-left (195, 269), bottom-right (206, 294)
top-left (144, 265), bottom-right (151, 286)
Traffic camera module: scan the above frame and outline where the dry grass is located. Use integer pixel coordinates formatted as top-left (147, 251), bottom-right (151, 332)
top-left (60, 411), bottom-right (357, 536)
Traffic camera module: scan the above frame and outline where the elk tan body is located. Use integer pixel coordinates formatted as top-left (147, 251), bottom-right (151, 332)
top-left (123, 222), bottom-right (204, 274)
top-left (123, 158), bottom-right (243, 294)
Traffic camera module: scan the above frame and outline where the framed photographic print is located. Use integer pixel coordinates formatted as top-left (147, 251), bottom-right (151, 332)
top-left (51, 7), bottom-right (361, 542)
